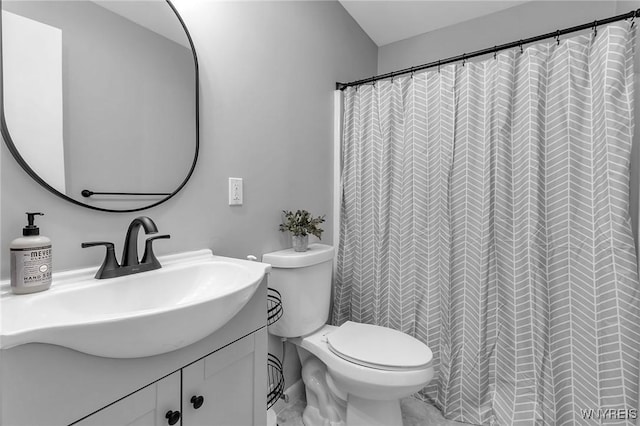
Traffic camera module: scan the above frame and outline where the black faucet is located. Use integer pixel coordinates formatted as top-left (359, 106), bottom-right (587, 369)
top-left (82, 216), bottom-right (170, 279)
top-left (121, 216), bottom-right (158, 267)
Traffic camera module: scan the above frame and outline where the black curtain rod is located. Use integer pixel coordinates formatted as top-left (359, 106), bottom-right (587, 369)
top-left (336, 9), bottom-right (640, 91)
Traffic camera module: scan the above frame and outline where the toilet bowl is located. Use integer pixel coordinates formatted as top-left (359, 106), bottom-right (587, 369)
top-left (263, 244), bottom-right (434, 426)
top-left (291, 323), bottom-right (433, 426)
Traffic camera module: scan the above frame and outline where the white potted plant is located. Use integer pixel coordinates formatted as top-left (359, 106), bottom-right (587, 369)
top-left (279, 209), bottom-right (325, 252)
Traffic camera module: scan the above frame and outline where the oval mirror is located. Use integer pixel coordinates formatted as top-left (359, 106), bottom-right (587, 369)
top-left (1, 0), bottom-right (198, 212)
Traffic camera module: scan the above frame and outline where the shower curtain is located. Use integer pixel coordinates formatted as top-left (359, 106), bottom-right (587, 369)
top-left (333, 22), bottom-right (640, 425)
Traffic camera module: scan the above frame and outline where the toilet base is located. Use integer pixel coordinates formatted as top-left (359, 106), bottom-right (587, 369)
top-left (302, 405), bottom-right (345, 426)
top-left (300, 356), bottom-right (346, 426)
top-left (346, 395), bottom-right (402, 426)
top-left (299, 350), bottom-right (404, 426)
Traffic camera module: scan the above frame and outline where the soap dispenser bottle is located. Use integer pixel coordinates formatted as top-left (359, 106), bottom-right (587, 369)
top-left (10, 212), bottom-right (52, 294)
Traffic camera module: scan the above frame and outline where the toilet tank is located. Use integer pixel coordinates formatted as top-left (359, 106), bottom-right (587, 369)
top-left (262, 244), bottom-right (334, 338)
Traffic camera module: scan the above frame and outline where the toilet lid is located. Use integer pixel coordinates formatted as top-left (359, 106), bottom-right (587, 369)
top-left (326, 321), bottom-right (432, 371)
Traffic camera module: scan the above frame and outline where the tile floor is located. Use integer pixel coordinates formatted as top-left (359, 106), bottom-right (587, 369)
top-left (276, 395), bottom-right (468, 426)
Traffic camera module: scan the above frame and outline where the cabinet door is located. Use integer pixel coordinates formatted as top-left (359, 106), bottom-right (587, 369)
top-left (182, 332), bottom-right (266, 426)
top-left (74, 372), bottom-right (181, 426)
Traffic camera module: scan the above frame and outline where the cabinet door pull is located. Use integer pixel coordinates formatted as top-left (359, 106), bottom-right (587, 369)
top-left (165, 410), bottom-right (181, 425)
top-left (190, 395), bottom-right (205, 409)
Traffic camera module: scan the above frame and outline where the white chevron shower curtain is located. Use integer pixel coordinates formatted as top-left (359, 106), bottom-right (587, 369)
top-left (333, 22), bottom-right (640, 425)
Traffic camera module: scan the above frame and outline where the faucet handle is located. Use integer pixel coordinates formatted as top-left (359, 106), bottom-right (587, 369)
top-left (81, 241), bottom-right (120, 279)
top-left (81, 241), bottom-right (113, 248)
top-left (141, 234), bottom-right (170, 268)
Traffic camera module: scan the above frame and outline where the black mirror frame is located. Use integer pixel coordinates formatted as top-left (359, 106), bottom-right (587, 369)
top-left (0, 0), bottom-right (199, 213)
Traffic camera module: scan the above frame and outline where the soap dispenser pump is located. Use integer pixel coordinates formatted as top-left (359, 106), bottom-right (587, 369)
top-left (10, 212), bottom-right (52, 294)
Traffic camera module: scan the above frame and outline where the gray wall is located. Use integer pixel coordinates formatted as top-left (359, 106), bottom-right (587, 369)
top-left (1, 0), bottom-right (377, 388)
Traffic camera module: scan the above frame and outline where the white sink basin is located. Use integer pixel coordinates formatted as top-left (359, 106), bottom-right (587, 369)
top-left (0, 250), bottom-right (270, 358)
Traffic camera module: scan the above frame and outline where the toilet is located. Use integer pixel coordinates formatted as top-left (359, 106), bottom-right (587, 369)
top-left (263, 244), bottom-right (434, 426)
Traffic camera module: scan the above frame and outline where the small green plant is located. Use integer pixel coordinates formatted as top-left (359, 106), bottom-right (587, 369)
top-left (279, 210), bottom-right (325, 239)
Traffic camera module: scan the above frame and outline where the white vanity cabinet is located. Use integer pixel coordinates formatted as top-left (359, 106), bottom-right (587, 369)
top-left (75, 372), bottom-right (181, 426)
top-left (0, 280), bottom-right (268, 426)
top-left (182, 333), bottom-right (261, 425)
top-left (75, 331), bottom-right (264, 426)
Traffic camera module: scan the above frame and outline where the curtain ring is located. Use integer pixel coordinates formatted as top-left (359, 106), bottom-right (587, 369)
top-left (631, 14), bottom-right (636, 28)
top-left (556, 30), bottom-right (561, 45)
top-left (519, 40), bottom-right (523, 54)
top-left (462, 54), bottom-right (466, 67)
top-left (438, 60), bottom-right (441, 73)
top-left (592, 20), bottom-right (598, 37)
top-left (494, 46), bottom-right (498, 60)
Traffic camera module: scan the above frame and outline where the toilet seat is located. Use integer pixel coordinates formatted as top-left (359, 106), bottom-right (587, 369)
top-left (295, 323), bottom-right (435, 400)
top-left (326, 321), bottom-right (432, 371)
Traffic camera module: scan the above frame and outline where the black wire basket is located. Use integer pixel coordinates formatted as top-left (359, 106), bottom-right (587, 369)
top-left (267, 288), bottom-right (283, 326)
top-left (267, 353), bottom-right (284, 409)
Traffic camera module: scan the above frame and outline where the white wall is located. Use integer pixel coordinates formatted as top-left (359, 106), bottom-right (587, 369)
top-left (0, 0), bottom-right (377, 388)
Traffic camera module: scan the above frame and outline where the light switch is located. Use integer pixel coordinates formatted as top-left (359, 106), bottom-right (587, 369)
top-left (229, 177), bottom-right (243, 205)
